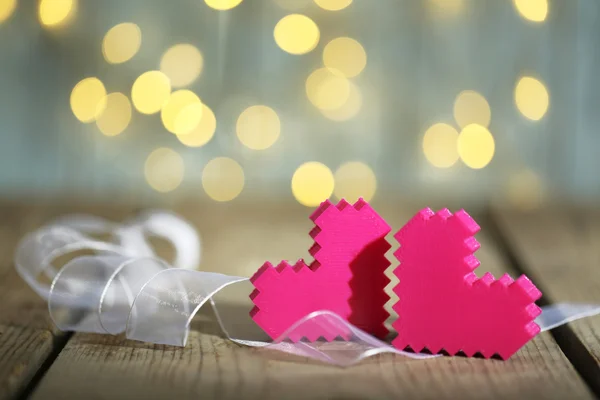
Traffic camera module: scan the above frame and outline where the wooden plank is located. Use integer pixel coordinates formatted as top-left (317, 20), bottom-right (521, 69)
top-left (27, 205), bottom-right (592, 399)
top-left (0, 203), bottom-right (58, 400)
top-left (0, 200), bottom-right (138, 400)
top-left (492, 207), bottom-right (600, 391)
top-left (0, 325), bottom-right (55, 400)
top-left (26, 329), bottom-right (589, 400)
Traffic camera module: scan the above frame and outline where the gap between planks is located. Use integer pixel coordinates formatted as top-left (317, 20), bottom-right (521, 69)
top-left (0, 201), bottom-right (138, 400)
top-left (485, 208), bottom-right (600, 397)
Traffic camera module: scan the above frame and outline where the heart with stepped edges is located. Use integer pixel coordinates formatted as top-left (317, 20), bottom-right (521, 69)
top-left (392, 208), bottom-right (542, 359)
top-left (249, 202), bottom-right (542, 359)
top-left (250, 198), bottom-right (391, 341)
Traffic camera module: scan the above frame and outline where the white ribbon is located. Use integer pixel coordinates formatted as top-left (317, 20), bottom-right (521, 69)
top-left (13, 211), bottom-right (600, 366)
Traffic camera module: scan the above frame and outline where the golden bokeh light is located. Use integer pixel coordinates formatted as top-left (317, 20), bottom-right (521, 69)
top-left (274, 14), bottom-right (320, 55)
top-left (70, 77), bottom-right (107, 123)
top-left (131, 71), bottom-right (171, 115)
top-left (323, 37), bottom-right (367, 78)
top-left (95, 92), bottom-right (132, 137)
top-left (453, 90), bottom-right (491, 128)
top-left (314, 0), bottom-right (352, 11)
top-left (457, 124), bottom-right (495, 169)
top-left (320, 81), bottom-right (362, 121)
top-left (422, 123), bottom-right (460, 168)
top-left (144, 148), bottom-right (184, 193)
top-left (174, 102), bottom-right (204, 134)
top-left (506, 169), bottom-right (544, 210)
top-left (39, 0), bottom-right (76, 27)
top-left (333, 162), bottom-right (376, 203)
top-left (513, 0), bottom-right (548, 22)
top-left (515, 76), bottom-right (549, 121)
top-left (161, 90), bottom-right (203, 135)
top-left (291, 162), bottom-right (334, 207)
top-left (177, 104), bottom-right (216, 148)
top-left (204, 0), bottom-right (243, 10)
top-left (236, 105), bottom-right (280, 150)
top-left (0, 0), bottom-right (16, 24)
top-left (160, 44), bottom-right (203, 88)
top-left (427, 0), bottom-right (464, 17)
top-left (202, 157), bottom-right (245, 202)
top-left (306, 68), bottom-right (350, 111)
top-left (102, 23), bottom-right (142, 64)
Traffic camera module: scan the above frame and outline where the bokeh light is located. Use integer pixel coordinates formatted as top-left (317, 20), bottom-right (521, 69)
top-left (291, 162), bottom-right (334, 207)
top-left (333, 162), bottom-right (376, 202)
top-left (453, 90), bottom-right (491, 128)
top-left (427, 0), bottom-right (464, 17)
top-left (323, 37), bottom-right (367, 78)
top-left (314, 0), bottom-right (352, 11)
top-left (320, 81), bottom-right (362, 121)
top-left (306, 68), bottom-right (350, 111)
top-left (160, 44), bottom-right (203, 88)
top-left (202, 157), bottom-right (245, 202)
top-left (161, 90), bottom-right (203, 135)
top-left (177, 104), bottom-right (216, 148)
top-left (457, 124), bottom-right (495, 169)
top-left (70, 77), bottom-right (107, 123)
top-left (236, 105), bottom-right (280, 150)
top-left (102, 23), bottom-right (142, 64)
top-left (513, 0), bottom-right (548, 22)
top-left (422, 123), bottom-right (459, 168)
top-left (0, 0), bottom-right (16, 24)
top-left (95, 92), bottom-right (132, 137)
top-left (506, 169), bottom-right (544, 210)
top-left (39, 0), bottom-right (76, 28)
top-left (204, 0), bottom-right (243, 10)
top-left (274, 14), bottom-right (320, 55)
top-left (515, 76), bottom-right (549, 121)
top-left (144, 147), bottom-right (184, 193)
top-left (174, 103), bottom-right (204, 135)
top-left (131, 71), bottom-right (171, 115)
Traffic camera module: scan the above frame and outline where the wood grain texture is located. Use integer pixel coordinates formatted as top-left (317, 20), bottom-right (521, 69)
top-left (0, 204), bottom-right (59, 400)
top-left (492, 208), bottom-right (600, 368)
top-left (28, 329), bottom-right (590, 400)
top-left (0, 201), bottom-right (138, 400)
top-left (0, 325), bottom-right (55, 400)
top-left (25, 203), bottom-right (592, 399)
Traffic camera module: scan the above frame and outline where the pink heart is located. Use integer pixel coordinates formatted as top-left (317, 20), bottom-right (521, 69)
top-left (392, 208), bottom-right (542, 359)
top-left (250, 199), bottom-right (391, 341)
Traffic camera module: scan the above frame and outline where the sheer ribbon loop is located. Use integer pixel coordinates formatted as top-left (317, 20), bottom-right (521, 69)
top-left (15, 226), bottom-right (125, 300)
top-left (127, 210), bottom-right (201, 270)
top-left (127, 269), bottom-right (247, 346)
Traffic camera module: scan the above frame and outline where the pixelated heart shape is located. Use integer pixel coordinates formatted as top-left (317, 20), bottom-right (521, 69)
top-left (250, 199), bottom-right (391, 341)
top-left (392, 208), bottom-right (542, 359)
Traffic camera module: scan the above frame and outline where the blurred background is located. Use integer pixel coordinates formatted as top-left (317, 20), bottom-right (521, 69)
top-left (0, 0), bottom-right (598, 210)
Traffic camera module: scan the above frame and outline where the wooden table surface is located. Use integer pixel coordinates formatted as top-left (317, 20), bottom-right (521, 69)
top-left (0, 200), bottom-right (599, 400)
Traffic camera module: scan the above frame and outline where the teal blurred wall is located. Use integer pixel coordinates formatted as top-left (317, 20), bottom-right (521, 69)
top-left (0, 0), bottom-right (598, 206)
